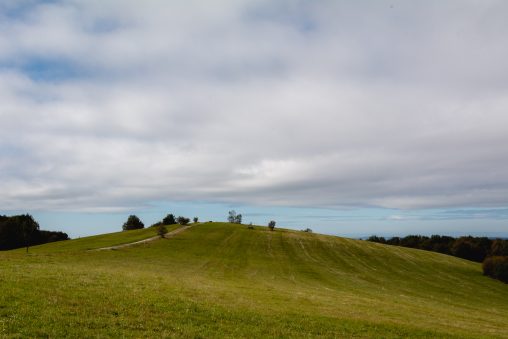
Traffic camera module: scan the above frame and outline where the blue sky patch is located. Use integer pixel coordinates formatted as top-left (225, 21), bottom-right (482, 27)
top-left (18, 57), bottom-right (84, 82)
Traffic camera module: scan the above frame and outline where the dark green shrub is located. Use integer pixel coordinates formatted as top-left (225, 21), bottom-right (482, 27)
top-left (122, 215), bottom-right (144, 231)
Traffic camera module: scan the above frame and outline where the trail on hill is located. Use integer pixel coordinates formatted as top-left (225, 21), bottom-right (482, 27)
top-left (93, 225), bottom-right (192, 251)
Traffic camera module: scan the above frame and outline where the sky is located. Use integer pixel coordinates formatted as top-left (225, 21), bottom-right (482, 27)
top-left (1, 0), bottom-right (508, 238)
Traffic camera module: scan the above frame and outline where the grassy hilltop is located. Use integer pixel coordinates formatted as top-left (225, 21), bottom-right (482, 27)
top-left (1, 222), bottom-right (507, 338)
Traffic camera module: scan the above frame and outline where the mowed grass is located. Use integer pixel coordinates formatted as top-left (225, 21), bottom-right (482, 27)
top-left (1, 222), bottom-right (508, 338)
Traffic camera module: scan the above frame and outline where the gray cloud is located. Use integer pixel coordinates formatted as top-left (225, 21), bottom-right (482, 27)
top-left (1, 0), bottom-right (508, 212)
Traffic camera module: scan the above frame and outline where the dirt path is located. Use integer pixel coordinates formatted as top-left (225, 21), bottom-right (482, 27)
top-left (93, 225), bottom-right (192, 251)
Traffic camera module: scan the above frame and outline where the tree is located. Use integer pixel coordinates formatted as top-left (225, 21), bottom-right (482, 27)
top-left (228, 210), bottom-right (237, 223)
top-left (227, 210), bottom-right (242, 224)
top-left (20, 215), bottom-right (39, 253)
top-left (177, 216), bottom-right (190, 225)
top-left (193, 217), bottom-right (198, 223)
top-left (122, 215), bottom-right (144, 231)
top-left (483, 256), bottom-right (508, 283)
top-left (268, 220), bottom-right (276, 231)
top-left (162, 214), bottom-right (176, 225)
top-left (156, 224), bottom-right (168, 238)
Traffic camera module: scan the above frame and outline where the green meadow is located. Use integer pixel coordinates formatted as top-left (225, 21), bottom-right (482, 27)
top-left (1, 222), bottom-right (507, 338)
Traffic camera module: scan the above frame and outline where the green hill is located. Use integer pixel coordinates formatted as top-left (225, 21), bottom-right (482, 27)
top-left (1, 222), bottom-right (507, 338)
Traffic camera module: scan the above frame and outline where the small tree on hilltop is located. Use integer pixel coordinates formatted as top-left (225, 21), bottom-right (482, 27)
top-left (157, 224), bottom-right (168, 238)
top-left (193, 217), bottom-right (198, 223)
top-left (228, 210), bottom-right (236, 223)
top-left (122, 215), bottom-right (144, 231)
top-left (177, 216), bottom-right (190, 225)
top-left (227, 210), bottom-right (242, 224)
top-left (162, 214), bottom-right (176, 225)
top-left (268, 220), bottom-right (276, 231)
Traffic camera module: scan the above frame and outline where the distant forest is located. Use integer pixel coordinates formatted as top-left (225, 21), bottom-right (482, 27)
top-left (367, 234), bottom-right (508, 263)
top-left (0, 214), bottom-right (69, 251)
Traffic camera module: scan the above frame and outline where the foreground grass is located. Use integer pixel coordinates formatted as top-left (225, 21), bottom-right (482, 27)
top-left (1, 222), bottom-right (507, 338)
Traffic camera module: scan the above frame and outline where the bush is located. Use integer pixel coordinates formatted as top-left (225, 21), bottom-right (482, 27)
top-left (483, 256), bottom-right (508, 283)
top-left (122, 215), bottom-right (144, 231)
top-left (156, 224), bottom-right (168, 238)
top-left (302, 228), bottom-right (312, 233)
top-left (268, 220), bottom-right (276, 231)
top-left (193, 217), bottom-right (198, 223)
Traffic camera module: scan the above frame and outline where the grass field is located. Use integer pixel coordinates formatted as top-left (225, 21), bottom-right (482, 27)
top-left (1, 222), bottom-right (507, 338)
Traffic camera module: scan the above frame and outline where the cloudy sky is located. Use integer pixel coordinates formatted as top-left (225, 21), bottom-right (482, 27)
top-left (1, 0), bottom-right (508, 237)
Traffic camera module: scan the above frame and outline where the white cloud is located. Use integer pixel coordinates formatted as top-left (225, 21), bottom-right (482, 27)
top-left (1, 0), bottom-right (508, 212)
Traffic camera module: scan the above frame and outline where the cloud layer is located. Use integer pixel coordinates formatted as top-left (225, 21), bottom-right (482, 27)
top-left (1, 0), bottom-right (508, 212)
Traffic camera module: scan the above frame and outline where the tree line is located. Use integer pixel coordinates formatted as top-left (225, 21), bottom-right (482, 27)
top-left (0, 214), bottom-right (69, 251)
top-left (367, 234), bottom-right (508, 283)
top-left (367, 234), bottom-right (508, 262)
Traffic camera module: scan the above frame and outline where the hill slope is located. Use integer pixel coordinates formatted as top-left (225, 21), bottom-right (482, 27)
top-left (1, 222), bottom-right (507, 338)
top-left (23, 224), bottom-right (180, 252)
